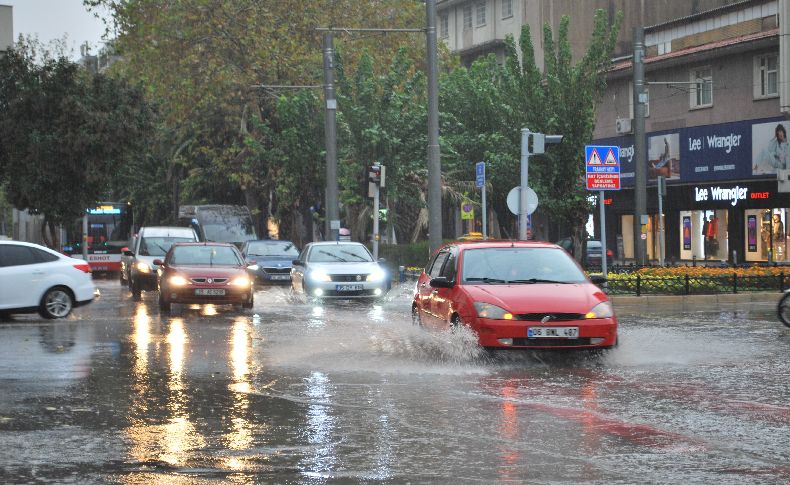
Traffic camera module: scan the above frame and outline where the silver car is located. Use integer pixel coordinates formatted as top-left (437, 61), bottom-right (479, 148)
top-left (290, 242), bottom-right (389, 299)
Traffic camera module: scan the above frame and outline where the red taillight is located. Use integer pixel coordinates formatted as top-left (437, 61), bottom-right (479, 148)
top-left (73, 263), bottom-right (91, 273)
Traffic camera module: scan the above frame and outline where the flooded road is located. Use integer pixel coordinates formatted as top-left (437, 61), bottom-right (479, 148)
top-left (1, 280), bottom-right (789, 483)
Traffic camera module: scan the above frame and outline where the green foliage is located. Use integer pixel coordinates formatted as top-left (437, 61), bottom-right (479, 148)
top-left (0, 43), bottom-right (153, 244)
top-left (442, 10), bottom-right (622, 242)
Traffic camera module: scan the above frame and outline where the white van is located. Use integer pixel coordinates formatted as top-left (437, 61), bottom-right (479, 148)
top-left (121, 226), bottom-right (198, 300)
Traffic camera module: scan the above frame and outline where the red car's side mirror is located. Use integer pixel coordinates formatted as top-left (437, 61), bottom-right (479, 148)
top-left (153, 259), bottom-right (164, 266)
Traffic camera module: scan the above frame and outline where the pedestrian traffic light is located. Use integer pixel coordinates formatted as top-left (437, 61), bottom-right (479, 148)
top-left (368, 164), bottom-right (385, 187)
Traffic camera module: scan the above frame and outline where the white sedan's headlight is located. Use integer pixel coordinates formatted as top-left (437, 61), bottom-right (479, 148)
top-left (309, 269), bottom-right (331, 282)
top-left (366, 268), bottom-right (386, 282)
top-left (473, 302), bottom-right (513, 320)
top-left (137, 262), bottom-right (151, 273)
top-left (585, 301), bottom-right (614, 319)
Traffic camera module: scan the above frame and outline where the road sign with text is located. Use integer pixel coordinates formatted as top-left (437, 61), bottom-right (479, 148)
top-left (475, 161), bottom-right (485, 188)
top-left (586, 145), bottom-right (621, 191)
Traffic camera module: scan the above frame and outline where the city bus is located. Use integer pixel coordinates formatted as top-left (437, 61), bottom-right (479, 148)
top-left (63, 202), bottom-right (133, 273)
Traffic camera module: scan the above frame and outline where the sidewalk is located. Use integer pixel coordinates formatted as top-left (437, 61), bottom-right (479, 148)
top-left (611, 291), bottom-right (780, 315)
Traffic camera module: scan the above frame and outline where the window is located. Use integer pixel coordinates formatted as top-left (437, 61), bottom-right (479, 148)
top-left (463, 4), bottom-right (472, 30)
top-left (755, 53), bottom-right (779, 98)
top-left (440, 252), bottom-right (457, 281)
top-left (0, 245), bottom-right (39, 267)
top-left (657, 41), bottom-right (671, 55)
top-left (440, 13), bottom-right (449, 38)
top-left (476, 1), bottom-right (486, 26)
top-left (502, 0), bottom-right (513, 18)
top-left (428, 251), bottom-right (450, 278)
top-left (690, 67), bottom-right (712, 108)
top-left (31, 248), bottom-right (59, 263)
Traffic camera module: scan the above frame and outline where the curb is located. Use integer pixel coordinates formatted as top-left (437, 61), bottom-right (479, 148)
top-left (611, 291), bottom-right (780, 313)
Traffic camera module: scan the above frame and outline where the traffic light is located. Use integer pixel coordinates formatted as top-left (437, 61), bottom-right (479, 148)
top-left (368, 164), bottom-right (385, 187)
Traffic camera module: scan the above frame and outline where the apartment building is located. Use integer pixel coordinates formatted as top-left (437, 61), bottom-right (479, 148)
top-left (592, 0), bottom-right (790, 264)
top-left (437, 0), bottom-right (740, 66)
top-left (0, 4), bottom-right (12, 52)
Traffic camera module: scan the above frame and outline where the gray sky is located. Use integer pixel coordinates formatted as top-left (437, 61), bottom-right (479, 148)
top-left (3, 0), bottom-right (108, 59)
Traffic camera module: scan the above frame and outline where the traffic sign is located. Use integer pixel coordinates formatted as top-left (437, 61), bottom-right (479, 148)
top-left (506, 186), bottom-right (538, 215)
top-left (461, 201), bottom-right (474, 220)
top-left (586, 145), bottom-right (621, 191)
top-left (475, 161), bottom-right (485, 188)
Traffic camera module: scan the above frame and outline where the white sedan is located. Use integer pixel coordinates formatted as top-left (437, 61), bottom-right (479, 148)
top-left (290, 242), bottom-right (389, 299)
top-left (0, 240), bottom-right (96, 319)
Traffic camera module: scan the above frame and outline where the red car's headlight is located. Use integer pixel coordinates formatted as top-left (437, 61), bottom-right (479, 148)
top-left (585, 301), bottom-right (614, 319)
top-left (474, 302), bottom-right (513, 320)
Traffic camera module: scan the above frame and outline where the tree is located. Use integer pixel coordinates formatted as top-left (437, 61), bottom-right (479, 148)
top-left (0, 42), bottom-right (153, 248)
top-left (85, 0), bottom-right (425, 242)
top-left (440, 10), bottom-right (621, 251)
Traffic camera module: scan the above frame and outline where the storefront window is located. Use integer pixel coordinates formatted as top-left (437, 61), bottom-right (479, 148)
top-left (679, 209), bottom-right (728, 261)
top-left (745, 208), bottom-right (787, 262)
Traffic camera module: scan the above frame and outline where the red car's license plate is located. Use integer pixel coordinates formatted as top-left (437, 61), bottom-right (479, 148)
top-left (195, 289), bottom-right (226, 296)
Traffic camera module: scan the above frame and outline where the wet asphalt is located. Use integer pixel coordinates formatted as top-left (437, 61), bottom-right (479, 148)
top-left (1, 279), bottom-right (789, 484)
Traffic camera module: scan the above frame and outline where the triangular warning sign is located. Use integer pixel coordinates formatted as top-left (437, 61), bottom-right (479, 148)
top-left (588, 149), bottom-right (602, 165)
top-left (604, 148), bottom-right (618, 165)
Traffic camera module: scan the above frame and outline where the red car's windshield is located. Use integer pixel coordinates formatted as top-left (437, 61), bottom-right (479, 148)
top-left (461, 247), bottom-right (586, 284)
top-left (169, 245), bottom-right (242, 266)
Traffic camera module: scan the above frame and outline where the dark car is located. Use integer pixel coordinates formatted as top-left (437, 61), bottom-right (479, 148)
top-left (556, 238), bottom-right (613, 268)
top-left (155, 242), bottom-right (254, 313)
top-left (241, 240), bottom-right (299, 284)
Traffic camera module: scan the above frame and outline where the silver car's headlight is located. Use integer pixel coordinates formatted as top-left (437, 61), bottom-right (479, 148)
top-left (137, 262), bottom-right (151, 273)
top-left (473, 302), bottom-right (513, 320)
top-left (309, 269), bottom-right (331, 282)
top-left (585, 301), bottom-right (614, 319)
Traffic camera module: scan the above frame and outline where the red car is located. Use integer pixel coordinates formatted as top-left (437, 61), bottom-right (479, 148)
top-left (154, 242), bottom-right (254, 312)
top-left (412, 240), bottom-right (617, 350)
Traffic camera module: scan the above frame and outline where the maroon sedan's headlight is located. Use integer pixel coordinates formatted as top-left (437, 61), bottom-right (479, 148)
top-left (169, 275), bottom-right (189, 287)
top-left (229, 275), bottom-right (252, 288)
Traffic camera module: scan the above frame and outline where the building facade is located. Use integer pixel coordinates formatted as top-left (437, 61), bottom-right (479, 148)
top-left (437, 0), bottom-right (741, 66)
top-left (592, 0), bottom-right (790, 264)
top-left (0, 4), bottom-right (11, 53)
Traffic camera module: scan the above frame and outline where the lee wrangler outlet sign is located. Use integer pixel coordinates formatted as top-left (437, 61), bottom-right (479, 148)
top-left (694, 185), bottom-right (748, 206)
top-left (593, 116), bottom-right (787, 187)
top-left (690, 183), bottom-right (777, 208)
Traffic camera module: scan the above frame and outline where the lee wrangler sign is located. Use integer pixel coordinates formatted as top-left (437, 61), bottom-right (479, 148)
top-left (694, 185), bottom-right (749, 206)
top-left (592, 116), bottom-right (786, 187)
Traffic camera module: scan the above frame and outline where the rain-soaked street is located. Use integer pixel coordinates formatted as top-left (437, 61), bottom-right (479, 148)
top-left (1, 279), bottom-right (790, 484)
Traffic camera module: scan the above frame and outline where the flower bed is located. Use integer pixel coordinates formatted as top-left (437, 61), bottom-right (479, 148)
top-left (596, 266), bottom-right (789, 295)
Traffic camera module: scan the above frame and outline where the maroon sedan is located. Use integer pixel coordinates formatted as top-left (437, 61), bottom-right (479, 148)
top-left (154, 242), bottom-right (254, 313)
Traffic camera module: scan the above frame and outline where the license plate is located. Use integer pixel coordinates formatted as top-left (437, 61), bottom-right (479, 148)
top-left (195, 289), bottom-right (226, 296)
top-left (270, 274), bottom-right (290, 280)
top-left (335, 284), bottom-right (363, 291)
top-left (528, 326), bottom-right (579, 338)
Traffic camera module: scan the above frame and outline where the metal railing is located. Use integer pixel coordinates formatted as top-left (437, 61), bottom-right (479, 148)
top-left (606, 273), bottom-right (787, 296)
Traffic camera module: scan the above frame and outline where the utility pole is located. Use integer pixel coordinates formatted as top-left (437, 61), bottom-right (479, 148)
top-left (426, 0), bottom-right (442, 253)
top-left (316, 26), bottom-right (427, 246)
top-left (322, 32), bottom-right (340, 242)
top-left (633, 27), bottom-right (647, 265)
top-left (519, 129), bottom-right (531, 241)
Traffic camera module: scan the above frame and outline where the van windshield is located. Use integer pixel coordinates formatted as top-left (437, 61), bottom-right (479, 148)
top-left (139, 237), bottom-right (195, 257)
